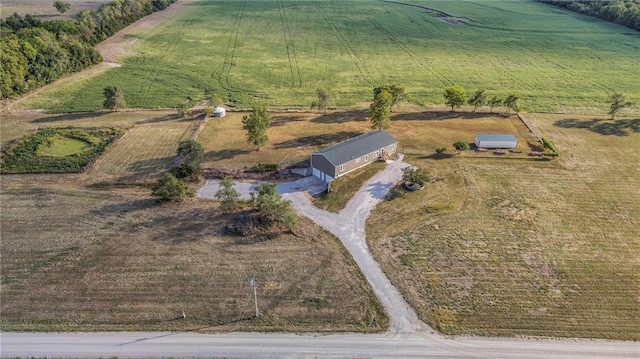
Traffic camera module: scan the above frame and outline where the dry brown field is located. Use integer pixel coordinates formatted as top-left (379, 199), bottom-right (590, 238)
top-left (0, 174), bottom-right (386, 332)
top-left (367, 113), bottom-right (640, 340)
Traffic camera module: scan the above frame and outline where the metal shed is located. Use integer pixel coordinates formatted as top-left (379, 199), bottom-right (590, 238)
top-left (474, 134), bottom-right (518, 149)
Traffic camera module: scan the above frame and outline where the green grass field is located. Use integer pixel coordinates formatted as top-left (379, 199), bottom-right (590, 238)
top-left (17, 0), bottom-right (640, 113)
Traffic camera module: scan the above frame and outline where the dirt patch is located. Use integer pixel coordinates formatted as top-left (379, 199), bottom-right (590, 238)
top-left (97, 0), bottom-right (190, 63)
top-left (439, 17), bottom-right (469, 25)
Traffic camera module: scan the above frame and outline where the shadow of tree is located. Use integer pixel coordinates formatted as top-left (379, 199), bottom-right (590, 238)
top-left (149, 208), bottom-right (226, 244)
top-left (419, 153), bottom-right (454, 160)
top-left (31, 111), bottom-right (110, 123)
top-left (270, 115), bottom-right (308, 127)
top-left (311, 110), bottom-right (368, 123)
top-left (127, 156), bottom-right (173, 173)
top-left (273, 131), bottom-right (362, 149)
top-left (90, 199), bottom-right (157, 216)
top-left (203, 149), bottom-right (251, 162)
top-left (554, 118), bottom-right (640, 136)
top-left (391, 111), bottom-right (510, 122)
top-left (366, 181), bottom-right (394, 200)
top-left (135, 114), bottom-right (185, 124)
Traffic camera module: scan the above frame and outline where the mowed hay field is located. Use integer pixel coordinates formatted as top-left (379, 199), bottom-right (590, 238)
top-left (0, 175), bottom-right (386, 332)
top-left (367, 114), bottom-right (640, 339)
top-left (17, 0), bottom-right (640, 113)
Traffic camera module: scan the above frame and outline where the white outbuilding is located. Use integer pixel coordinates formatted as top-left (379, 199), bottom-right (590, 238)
top-left (213, 107), bottom-right (226, 117)
top-left (474, 134), bottom-right (518, 149)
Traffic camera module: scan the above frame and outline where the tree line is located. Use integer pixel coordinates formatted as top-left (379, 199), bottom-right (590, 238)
top-left (536, 0), bottom-right (640, 31)
top-left (0, 0), bottom-right (176, 99)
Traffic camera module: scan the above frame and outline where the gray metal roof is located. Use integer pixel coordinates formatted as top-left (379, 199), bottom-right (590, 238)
top-left (312, 131), bottom-right (397, 166)
top-left (475, 134), bottom-right (518, 142)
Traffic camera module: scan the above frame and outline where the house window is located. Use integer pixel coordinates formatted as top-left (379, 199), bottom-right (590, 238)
top-left (340, 164), bottom-right (346, 171)
top-left (391, 144), bottom-right (395, 150)
top-left (355, 157), bottom-right (361, 163)
top-left (365, 154), bottom-right (369, 161)
top-left (374, 151), bottom-right (379, 158)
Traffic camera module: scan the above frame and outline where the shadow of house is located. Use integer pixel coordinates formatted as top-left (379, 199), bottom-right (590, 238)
top-left (31, 111), bottom-right (110, 123)
top-left (273, 131), bottom-right (362, 149)
top-left (554, 118), bottom-right (640, 136)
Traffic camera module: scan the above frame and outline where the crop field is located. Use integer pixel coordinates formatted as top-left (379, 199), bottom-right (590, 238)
top-left (367, 114), bottom-right (640, 339)
top-left (0, 175), bottom-right (386, 332)
top-left (0, 0), bottom-right (110, 19)
top-left (14, 0), bottom-right (640, 114)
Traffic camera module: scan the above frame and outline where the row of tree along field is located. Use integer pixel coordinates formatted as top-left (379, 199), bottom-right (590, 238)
top-left (0, 0), bottom-right (176, 98)
top-left (536, 0), bottom-right (640, 31)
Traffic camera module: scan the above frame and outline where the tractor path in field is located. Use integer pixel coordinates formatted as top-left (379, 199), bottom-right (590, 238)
top-left (198, 155), bottom-right (433, 334)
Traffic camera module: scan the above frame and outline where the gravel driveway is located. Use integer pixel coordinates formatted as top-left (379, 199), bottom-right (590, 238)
top-left (198, 155), bottom-right (433, 334)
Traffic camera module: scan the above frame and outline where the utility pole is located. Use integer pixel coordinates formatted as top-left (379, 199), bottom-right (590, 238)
top-left (249, 277), bottom-right (259, 318)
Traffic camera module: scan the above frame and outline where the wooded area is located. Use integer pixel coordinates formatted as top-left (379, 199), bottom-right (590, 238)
top-left (537, 0), bottom-right (640, 31)
top-left (0, 0), bottom-right (176, 99)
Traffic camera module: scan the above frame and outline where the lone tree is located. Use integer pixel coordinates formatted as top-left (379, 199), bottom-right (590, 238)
top-left (608, 93), bottom-right (633, 119)
top-left (504, 94), bottom-right (521, 113)
top-left (374, 84), bottom-right (406, 110)
top-left (152, 173), bottom-right (189, 202)
top-left (242, 105), bottom-right (271, 151)
top-left (172, 139), bottom-right (204, 181)
top-left (252, 183), bottom-right (297, 231)
top-left (467, 89), bottom-right (487, 112)
top-left (402, 166), bottom-right (430, 188)
top-left (53, 0), bottom-right (71, 14)
top-left (177, 101), bottom-right (190, 118)
top-left (311, 87), bottom-right (332, 115)
top-left (369, 88), bottom-right (392, 130)
top-left (216, 176), bottom-right (240, 211)
top-left (443, 85), bottom-right (466, 111)
top-left (103, 86), bottom-right (125, 111)
top-left (488, 95), bottom-right (503, 113)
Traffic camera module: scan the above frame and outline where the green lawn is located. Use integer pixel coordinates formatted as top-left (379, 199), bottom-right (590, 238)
top-left (38, 135), bottom-right (90, 157)
top-left (19, 0), bottom-right (640, 113)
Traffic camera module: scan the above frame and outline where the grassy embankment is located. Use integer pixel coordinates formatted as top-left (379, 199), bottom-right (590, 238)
top-left (15, 0), bottom-right (640, 113)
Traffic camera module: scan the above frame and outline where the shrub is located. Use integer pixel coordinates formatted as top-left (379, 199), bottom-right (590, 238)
top-left (402, 166), bottom-right (431, 187)
top-left (152, 173), bottom-right (189, 202)
top-left (541, 137), bottom-right (559, 156)
top-left (453, 140), bottom-right (470, 151)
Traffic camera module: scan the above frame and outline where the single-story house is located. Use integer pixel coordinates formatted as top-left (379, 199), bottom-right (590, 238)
top-left (213, 106), bottom-right (226, 117)
top-left (311, 131), bottom-right (398, 183)
top-left (474, 134), bottom-right (518, 149)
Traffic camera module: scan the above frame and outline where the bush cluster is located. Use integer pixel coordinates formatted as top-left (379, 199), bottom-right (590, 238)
top-left (251, 163), bottom-right (279, 172)
top-left (541, 137), bottom-right (560, 156)
top-left (0, 127), bottom-right (124, 173)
